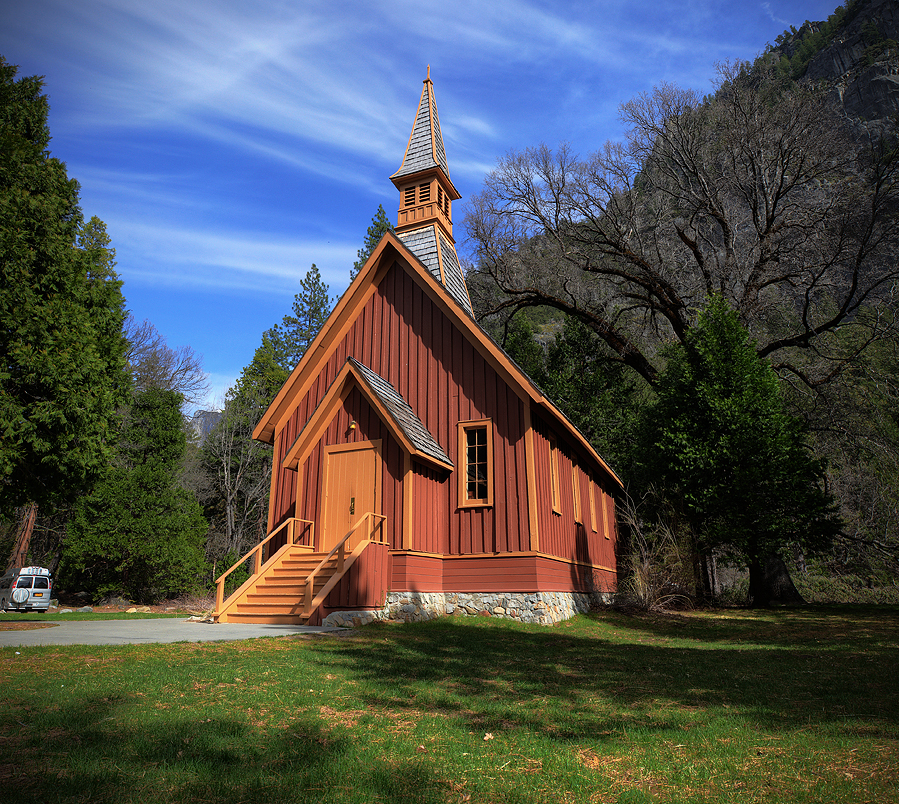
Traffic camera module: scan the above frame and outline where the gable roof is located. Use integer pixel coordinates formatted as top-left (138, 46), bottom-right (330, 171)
top-left (281, 354), bottom-right (453, 472)
top-left (347, 357), bottom-right (453, 468)
top-left (254, 231), bottom-right (623, 488)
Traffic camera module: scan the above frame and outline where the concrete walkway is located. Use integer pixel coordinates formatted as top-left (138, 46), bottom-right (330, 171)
top-left (0, 617), bottom-right (340, 647)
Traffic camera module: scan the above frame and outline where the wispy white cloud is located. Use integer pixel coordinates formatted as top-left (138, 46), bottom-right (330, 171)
top-left (107, 218), bottom-right (357, 296)
top-left (30, 0), bottom-right (727, 171)
top-left (761, 2), bottom-right (791, 28)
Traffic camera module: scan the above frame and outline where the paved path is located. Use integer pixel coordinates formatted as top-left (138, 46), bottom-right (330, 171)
top-left (0, 618), bottom-right (340, 647)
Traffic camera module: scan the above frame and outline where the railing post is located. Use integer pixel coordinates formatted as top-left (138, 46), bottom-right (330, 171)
top-left (215, 580), bottom-right (224, 614)
top-left (253, 545), bottom-right (261, 575)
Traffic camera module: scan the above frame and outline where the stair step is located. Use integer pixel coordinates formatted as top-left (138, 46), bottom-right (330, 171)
top-left (217, 542), bottom-right (358, 624)
top-left (276, 562), bottom-right (337, 572)
top-left (234, 601), bottom-right (305, 614)
top-left (225, 613), bottom-right (308, 625)
top-left (254, 583), bottom-right (328, 596)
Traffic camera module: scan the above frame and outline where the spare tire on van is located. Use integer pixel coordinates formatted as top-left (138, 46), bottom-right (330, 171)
top-left (0, 567), bottom-right (53, 612)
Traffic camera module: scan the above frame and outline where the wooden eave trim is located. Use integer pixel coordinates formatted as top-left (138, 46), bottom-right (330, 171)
top-left (253, 236), bottom-right (398, 444)
top-left (533, 398), bottom-right (623, 489)
top-left (256, 229), bottom-right (620, 490)
top-left (281, 369), bottom-right (352, 471)
top-left (280, 359), bottom-right (452, 473)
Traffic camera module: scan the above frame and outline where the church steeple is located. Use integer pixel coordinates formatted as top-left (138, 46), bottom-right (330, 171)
top-left (391, 70), bottom-right (472, 315)
top-left (391, 67), bottom-right (461, 241)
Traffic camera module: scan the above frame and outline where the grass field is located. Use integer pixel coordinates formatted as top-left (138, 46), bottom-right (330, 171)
top-left (0, 605), bottom-right (896, 802)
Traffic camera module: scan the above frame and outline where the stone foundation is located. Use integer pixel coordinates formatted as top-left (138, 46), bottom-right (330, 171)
top-left (321, 590), bottom-right (609, 628)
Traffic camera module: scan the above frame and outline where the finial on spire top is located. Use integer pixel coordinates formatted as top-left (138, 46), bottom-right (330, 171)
top-left (426, 65), bottom-right (431, 83)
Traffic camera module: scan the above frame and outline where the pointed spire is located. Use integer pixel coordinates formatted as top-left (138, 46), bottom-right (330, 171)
top-left (390, 69), bottom-right (461, 240)
top-left (391, 70), bottom-right (472, 316)
top-left (391, 66), bottom-right (452, 181)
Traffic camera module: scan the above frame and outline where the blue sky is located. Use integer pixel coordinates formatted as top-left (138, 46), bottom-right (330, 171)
top-left (0, 0), bottom-right (841, 410)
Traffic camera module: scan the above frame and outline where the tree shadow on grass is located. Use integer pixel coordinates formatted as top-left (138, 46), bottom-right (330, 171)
top-left (315, 615), bottom-right (897, 742)
top-left (589, 604), bottom-right (898, 649)
top-left (3, 694), bottom-right (448, 803)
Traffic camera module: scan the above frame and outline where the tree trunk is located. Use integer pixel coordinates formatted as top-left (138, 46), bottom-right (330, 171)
top-left (693, 551), bottom-right (719, 604)
top-left (748, 553), bottom-right (806, 607)
top-left (6, 503), bottom-right (38, 570)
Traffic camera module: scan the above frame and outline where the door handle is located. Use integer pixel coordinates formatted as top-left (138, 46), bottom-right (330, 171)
top-left (350, 497), bottom-right (355, 516)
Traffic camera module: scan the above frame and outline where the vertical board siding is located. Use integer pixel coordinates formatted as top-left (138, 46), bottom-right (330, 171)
top-left (324, 541), bottom-right (390, 610)
top-left (264, 259), bottom-right (613, 580)
top-left (530, 411), bottom-right (618, 570)
top-left (411, 461), bottom-right (449, 554)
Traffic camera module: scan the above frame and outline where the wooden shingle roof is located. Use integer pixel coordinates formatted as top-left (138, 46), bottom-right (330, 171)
top-left (347, 357), bottom-right (452, 468)
top-left (391, 68), bottom-right (450, 181)
top-left (396, 224), bottom-right (473, 316)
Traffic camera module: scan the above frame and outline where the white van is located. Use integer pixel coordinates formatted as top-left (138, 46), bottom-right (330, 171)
top-left (0, 567), bottom-right (53, 612)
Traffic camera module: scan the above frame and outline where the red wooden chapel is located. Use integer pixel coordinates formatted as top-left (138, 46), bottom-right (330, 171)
top-left (214, 71), bottom-right (622, 626)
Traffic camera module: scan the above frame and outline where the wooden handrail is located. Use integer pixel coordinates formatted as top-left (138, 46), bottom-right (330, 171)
top-left (303, 512), bottom-right (386, 617)
top-left (214, 517), bottom-right (314, 615)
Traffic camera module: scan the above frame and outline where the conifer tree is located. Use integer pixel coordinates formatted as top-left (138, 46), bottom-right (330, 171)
top-left (266, 264), bottom-right (332, 370)
top-left (1, 59), bottom-right (129, 517)
top-left (63, 388), bottom-right (208, 601)
top-left (637, 296), bottom-right (840, 605)
top-left (351, 205), bottom-right (394, 279)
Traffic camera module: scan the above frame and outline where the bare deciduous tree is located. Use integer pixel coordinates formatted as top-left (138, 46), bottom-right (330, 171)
top-left (124, 315), bottom-right (210, 406)
top-left (464, 62), bottom-right (897, 389)
top-left (200, 386), bottom-right (273, 567)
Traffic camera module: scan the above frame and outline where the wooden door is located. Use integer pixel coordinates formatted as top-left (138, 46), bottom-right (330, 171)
top-left (322, 441), bottom-right (380, 553)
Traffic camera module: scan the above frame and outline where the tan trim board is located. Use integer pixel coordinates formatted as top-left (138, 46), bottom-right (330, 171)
top-left (402, 452), bottom-right (412, 550)
top-left (523, 402), bottom-right (540, 552)
top-left (389, 548), bottom-right (615, 574)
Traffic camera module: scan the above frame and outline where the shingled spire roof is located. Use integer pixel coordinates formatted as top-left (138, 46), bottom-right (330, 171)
top-left (391, 69), bottom-right (472, 316)
top-left (391, 66), bottom-right (454, 183)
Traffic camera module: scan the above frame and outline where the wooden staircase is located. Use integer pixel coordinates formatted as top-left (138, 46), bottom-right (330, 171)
top-left (214, 512), bottom-right (387, 625)
top-left (222, 548), bottom-right (338, 624)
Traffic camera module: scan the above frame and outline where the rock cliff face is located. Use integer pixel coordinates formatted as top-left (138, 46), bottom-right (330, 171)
top-left (773, 0), bottom-right (897, 129)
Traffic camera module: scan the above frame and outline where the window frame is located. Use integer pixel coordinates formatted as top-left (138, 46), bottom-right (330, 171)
top-left (458, 419), bottom-right (494, 509)
top-left (549, 436), bottom-right (562, 515)
top-left (572, 464), bottom-right (582, 524)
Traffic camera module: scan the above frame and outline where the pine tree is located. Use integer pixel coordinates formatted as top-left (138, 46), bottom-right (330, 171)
top-left (266, 264), bottom-right (332, 370)
top-left (63, 388), bottom-right (208, 601)
top-left (0, 59), bottom-right (129, 516)
top-left (350, 204), bottom-right (394, 279)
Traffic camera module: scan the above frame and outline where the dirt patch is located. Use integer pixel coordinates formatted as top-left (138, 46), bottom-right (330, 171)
top-left (50, 593), bottom-right (214, 616)
top-left (0, 622), bottom-right (57, 632)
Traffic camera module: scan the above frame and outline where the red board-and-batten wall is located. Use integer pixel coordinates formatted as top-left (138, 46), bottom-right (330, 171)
top-left (265, 254), bottom-right (618, 595)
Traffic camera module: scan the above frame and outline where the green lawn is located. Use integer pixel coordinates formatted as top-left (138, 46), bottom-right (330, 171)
top-left (0, 605), bottom-right (896, 802)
